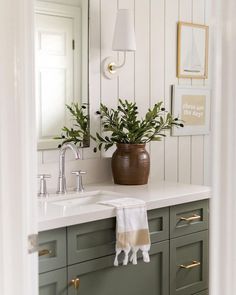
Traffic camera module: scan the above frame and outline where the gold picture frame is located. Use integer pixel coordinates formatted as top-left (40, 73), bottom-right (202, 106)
top-left (177, 22), bottom-right (209, 79)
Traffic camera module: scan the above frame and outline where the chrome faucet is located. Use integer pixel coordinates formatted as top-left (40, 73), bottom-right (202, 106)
top-left (56, 143), bottom-right (81, 194)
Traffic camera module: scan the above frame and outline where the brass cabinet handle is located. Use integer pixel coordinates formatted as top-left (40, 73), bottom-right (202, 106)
top-left (38, 249), bottom-right (52, 257)
top-left (179, 260), bottom-right (201, 269)
top-left (70, 278), bottom-right (80, 289)
top-left (180, 214), bottom-right (201, 222)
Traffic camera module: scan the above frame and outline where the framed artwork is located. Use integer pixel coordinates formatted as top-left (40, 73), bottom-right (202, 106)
top-left (177, 22), bottom-right (209, 79)
top-left (171, 85), bottom-right (211, 136)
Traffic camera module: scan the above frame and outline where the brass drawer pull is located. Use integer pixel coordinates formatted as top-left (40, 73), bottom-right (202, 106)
top-left (70, 278), bottom-right (80, 289)
top-left (180, 214), bottom-right (201, 222)
top-left (179, 260), bottom-right (201, 269)
top-left (38, 249), bottom-right (52, 257)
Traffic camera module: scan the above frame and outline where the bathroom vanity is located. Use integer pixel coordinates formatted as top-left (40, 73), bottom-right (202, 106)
top-left (38, 182), bottom-right (210, 295)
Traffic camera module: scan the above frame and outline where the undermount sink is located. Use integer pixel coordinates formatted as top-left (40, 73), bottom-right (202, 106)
top-left (47, 190), bottom-right (122, 207)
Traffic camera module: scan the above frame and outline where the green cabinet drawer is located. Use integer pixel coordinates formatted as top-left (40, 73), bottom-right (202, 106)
top-left (170, 200), bottom-right (208, 238)
top-left (67, 218), bottom-right (116, 265)
top-left (170, 231), bottom-right (208, 295)
top-left (68, 240), bottom-right (169, 295)
top-left (148, 207), bottom-right (169, 243)
top-left (39, 268), bottom-right (67, 295)
top-left (39, 228), bottom-right (67, 274)
top-left (67, 207), bottom-right (169, 265)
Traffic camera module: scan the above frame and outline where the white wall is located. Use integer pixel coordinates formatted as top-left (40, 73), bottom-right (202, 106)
top-left (38, 0), bottom-right (211, 191)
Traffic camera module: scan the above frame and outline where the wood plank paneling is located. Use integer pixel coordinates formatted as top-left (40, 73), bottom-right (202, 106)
top-left (100, 0), bottom-right (118, 110)
top-left (192, 0), bottom-right (206, 87)
top-left (164, 0), bottom-right (179, 182)
top-left (204, 0), bottom-right (211, 87)
top-left (100, 0), bottom-right (118, 158)
top-left (134, 0), bottom-right (150, 155)
top-left (191, 136), bottom-right (204, 184)
top-left (179, 0), bottom-right (192, 87)
top-left (178, 136), bottom-right (191, 183)
top-left (134, 0), bottom-right (150, 115)
top-left (149, 0), bottom-right (165, 182)
top-left (193, 0), bottom-right (205, 24)
top-left (191, 0), bottom-right (205, 184)
top-left (177, 0), bottom-right (193, 184)
top-left (204, 0), bottom-right (211, 185)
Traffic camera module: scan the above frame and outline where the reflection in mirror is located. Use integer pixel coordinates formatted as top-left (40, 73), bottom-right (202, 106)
top-left (35, 0), bottom-right (89, 150)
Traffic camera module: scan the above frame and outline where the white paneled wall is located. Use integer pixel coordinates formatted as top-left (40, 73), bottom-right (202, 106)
top-left (38, 0), bottom-right (211, 190)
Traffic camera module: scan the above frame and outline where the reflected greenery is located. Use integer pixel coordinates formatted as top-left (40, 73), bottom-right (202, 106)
top-left (54, 103), bottom-right (90, 148)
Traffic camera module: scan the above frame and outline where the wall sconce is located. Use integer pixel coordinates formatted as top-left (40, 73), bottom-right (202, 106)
top-left (103, 9), bottom-right (136, 80)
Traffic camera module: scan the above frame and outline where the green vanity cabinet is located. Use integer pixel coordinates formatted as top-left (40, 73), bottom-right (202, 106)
top-left (39, 268), bottom-right (67, 295)
top-left (38, 199), bottom-right (209, 295)
top-left (68, 241), bottom-right (169, 295)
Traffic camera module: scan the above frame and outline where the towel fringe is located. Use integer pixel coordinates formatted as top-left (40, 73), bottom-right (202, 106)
top-left (123, 247), bottom-right (131, 265)
top-left (142, 251), bottom-right (150, 263)
top-left (115, 246), bottom-right (150, 266)
top-left (130, 248), bottom-right (138, 265)
top-left (114, 249), bottom-right (121, 266)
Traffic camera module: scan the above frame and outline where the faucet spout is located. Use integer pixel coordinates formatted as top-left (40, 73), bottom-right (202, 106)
top-left (59, 142), bottom-right (81, 160)
top-left (57, 143), bottom-right (81, 194)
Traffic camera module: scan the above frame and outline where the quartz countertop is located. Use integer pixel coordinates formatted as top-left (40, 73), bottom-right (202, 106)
top-left (38, 181), bottom-right (211, 232)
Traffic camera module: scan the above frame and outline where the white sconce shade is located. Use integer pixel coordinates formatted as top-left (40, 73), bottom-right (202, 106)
top-left (112, 9), bottom-right (136, 52)
top-left (103, 9), bottom-right (136, 79)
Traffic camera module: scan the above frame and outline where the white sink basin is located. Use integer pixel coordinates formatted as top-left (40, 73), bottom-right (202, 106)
top-left (46, 190), bottom-right (122, 208)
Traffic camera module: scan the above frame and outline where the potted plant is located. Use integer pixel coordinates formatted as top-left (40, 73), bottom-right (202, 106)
top-left (94, 99), bottom-right (183, 185)
top-left (54, 102), bottom-right (90, 148)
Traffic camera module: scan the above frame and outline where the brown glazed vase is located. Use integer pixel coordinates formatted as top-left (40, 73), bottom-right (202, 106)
top-left (111, 143), bottom-right (150, 185)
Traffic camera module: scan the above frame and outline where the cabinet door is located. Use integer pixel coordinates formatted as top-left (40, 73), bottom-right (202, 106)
top-left (39, 268), bottom-right (67, 295)
top-left (170, 231), bottom-right (208, 295)
top-left (68, 241), bottom-right (169, 295)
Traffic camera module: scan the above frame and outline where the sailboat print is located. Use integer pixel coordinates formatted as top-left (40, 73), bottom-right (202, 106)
top-left (183, 29), bottom-right (202, 73)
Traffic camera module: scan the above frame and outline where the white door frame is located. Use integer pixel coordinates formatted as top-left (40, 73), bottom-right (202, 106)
top-left (0, 0), bottom-right (38, 294)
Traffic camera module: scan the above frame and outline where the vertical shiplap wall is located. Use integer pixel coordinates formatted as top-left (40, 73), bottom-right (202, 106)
top-left (38, 0), bottom-right (211, 188)
top-left (90, 0), bottom-right (211, 185)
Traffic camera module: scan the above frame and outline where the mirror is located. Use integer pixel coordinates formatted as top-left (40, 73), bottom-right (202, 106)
top-left (35, 0), bottom-right (89, 150)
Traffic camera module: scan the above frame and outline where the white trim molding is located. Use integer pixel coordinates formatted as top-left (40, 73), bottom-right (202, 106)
top-left (0, 0), bottom-right (38, 294)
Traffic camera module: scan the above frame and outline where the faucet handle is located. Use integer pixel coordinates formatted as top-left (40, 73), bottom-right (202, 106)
top-left (72, 171), bottom-right (86, 192)
top-left (38, 174), bottom-right (51, 197)
top-left (72, 171), bottom-right (86, 176)
top-left (38, 174), bottom-right (51, 179)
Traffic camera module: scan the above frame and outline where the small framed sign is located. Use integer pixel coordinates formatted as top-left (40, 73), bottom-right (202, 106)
top-left (171, 85), bottom-right (211, 136)
top-left (177, 22), bottom-right (209, 79)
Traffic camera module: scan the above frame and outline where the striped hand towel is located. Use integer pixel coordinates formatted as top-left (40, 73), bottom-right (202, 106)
top-left (100, 198), bottom-right (151, 266)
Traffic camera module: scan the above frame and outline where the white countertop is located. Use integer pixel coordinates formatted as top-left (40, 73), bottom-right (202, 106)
top-left (38, 181), bottom-right (211, 232)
